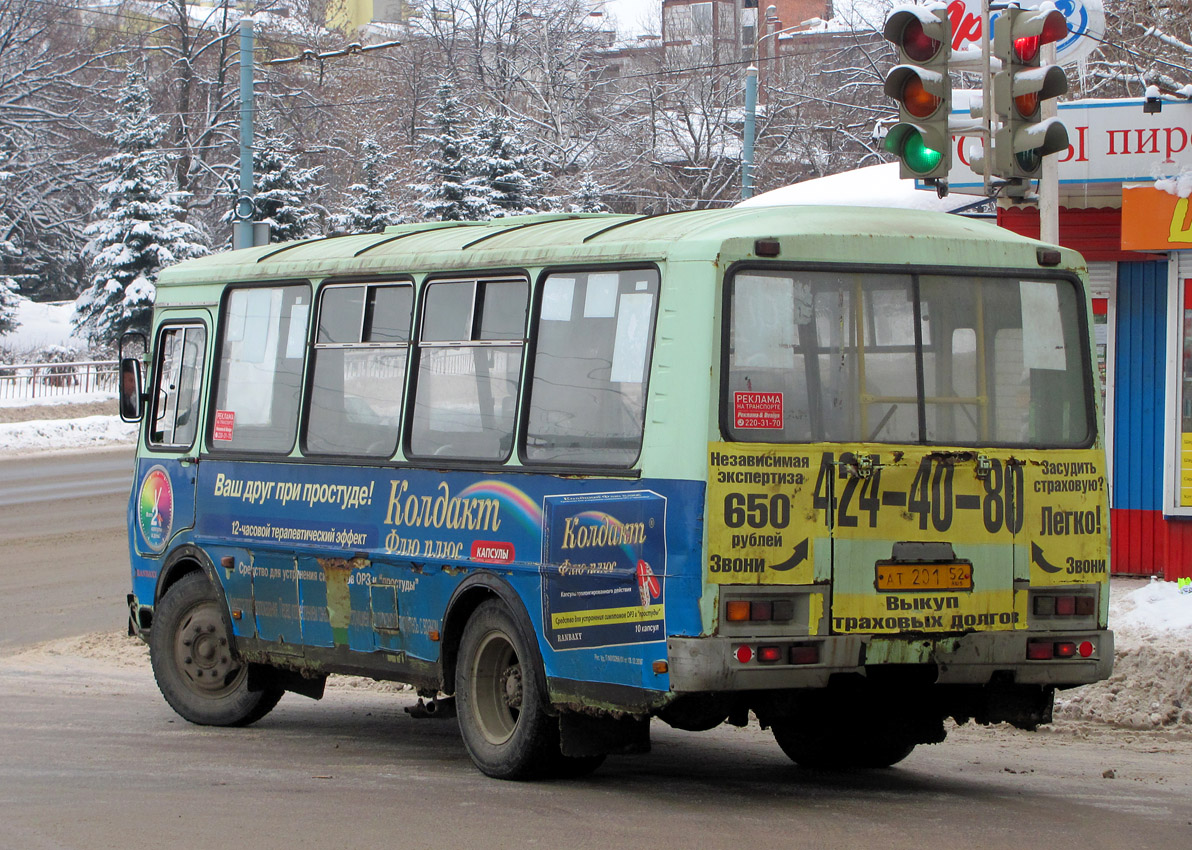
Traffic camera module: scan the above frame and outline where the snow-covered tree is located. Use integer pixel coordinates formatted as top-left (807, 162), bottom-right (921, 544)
top-left (73, 69), bottom-right (209, 345)
top-left (0, 266), bottom-right (19, 337)
top-left (332, 137), bottom-right (403, 233)
top-left (467, 113), bottom-right (546, 216)
top-left (567, 174), bottom-right (611, 213)
top-left (0, 182), bottom-right (19, 336)
top-left (250, 123), bottom-right (324, 243)
top-left (411, 78), bottom-right (491, 221)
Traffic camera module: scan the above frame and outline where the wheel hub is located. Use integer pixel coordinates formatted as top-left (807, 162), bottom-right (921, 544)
top-left (502, 664), bottom-right (523, 709)
top-left (175, 605), bottom-right (238, 694)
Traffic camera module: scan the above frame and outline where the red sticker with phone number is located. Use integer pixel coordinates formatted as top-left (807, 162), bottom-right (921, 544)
top-left (213, 409), bottom-right (235, 441)
top-left (734, 392), bottom-right (782, 429)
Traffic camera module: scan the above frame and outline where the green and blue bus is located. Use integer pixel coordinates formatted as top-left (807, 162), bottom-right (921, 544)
top-left (121, 206), bottom-right (1113, 778)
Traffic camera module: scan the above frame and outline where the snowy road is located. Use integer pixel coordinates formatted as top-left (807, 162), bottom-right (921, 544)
top-left (2, 446), bottom-right (1192, 849)
top-left (0, 446), bottom-right (133, 653)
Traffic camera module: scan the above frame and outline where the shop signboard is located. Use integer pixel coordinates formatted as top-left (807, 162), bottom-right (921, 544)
top-left (942, 99), bottom-right (1192, 195)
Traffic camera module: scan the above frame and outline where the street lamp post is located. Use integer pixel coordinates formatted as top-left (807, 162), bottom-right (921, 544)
top-left (742, 9), bottom-right (807, 200)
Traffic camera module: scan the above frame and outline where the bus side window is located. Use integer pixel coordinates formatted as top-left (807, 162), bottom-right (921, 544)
top-left (524, 269), bottom-right (660, 466)
top-left (409, 277), bottom-right (528, 461)
top-left (210, 284), bottom-right (310, 453)
top-left (149, 324), bottom-right (206, 449)
top-left (304, 282), bottom-right (412, 457)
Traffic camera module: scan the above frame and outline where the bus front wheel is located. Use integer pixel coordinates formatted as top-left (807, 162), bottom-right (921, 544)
top-left (456, 600), bottom-right (559, 779)
top-left (149, 572), bottom-right (282, 727)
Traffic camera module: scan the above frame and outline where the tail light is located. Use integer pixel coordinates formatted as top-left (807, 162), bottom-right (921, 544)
top-left (1027, 639), bottom-right (1096, 661)
top-left (1033, 593), bottom-right (1096, 617)
top-left (724, 598), bottom-right (795, 623)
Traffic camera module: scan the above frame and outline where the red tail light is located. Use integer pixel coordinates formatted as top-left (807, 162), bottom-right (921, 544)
top-left (756, 646), bottom-right (782, 664)
top-left (1054, 642), bottom-right (1077, 658)
top-left (789, 645), bottom-right (819, 665)
top-left (1026, 640), bottom-right (1054, 660)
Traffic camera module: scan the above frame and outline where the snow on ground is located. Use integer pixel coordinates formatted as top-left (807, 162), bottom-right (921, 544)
top-left (0, 414), bottom-right (136, 453)
top-left (2, 297), bottom-right (86, 355)
top-left (1056, 580), bottom-right (1192, 731)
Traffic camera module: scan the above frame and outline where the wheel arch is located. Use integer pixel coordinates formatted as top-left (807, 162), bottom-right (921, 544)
top-left (441, 572), bottom-right (549, 709)
top-left (151, 544), bottom-right (233, 640)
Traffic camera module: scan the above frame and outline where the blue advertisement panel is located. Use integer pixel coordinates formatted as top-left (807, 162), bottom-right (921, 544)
top-left (542, 491), bottom-right (667, 651)
top-left (133, 459), bottom-right (706, 691)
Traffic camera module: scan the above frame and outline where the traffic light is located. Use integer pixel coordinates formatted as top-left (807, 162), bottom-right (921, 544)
top-left (991, 4), bottom-right (1069, 182)
top-left (882, 7), bottom-right (953, 182)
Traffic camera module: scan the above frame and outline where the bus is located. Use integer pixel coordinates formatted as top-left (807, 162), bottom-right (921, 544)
top-left (120, 206), bottom-right (1113, 778)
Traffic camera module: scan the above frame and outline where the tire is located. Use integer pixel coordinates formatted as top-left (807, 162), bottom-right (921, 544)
top-left (771, 720), bottom-right (915, 769)
top-left (455, 600), bottom-right (559, 780)
top-left (149, 572), bottom-right (283, 727)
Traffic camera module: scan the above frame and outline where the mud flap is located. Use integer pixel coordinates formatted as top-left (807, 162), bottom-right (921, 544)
top-left (559, 713), bottom-right (651, 758)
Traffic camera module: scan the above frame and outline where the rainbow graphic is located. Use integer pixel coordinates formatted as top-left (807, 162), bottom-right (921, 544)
top-left (138, 466), bottom-right (174, 552)
top-left (457, 480), bottom-right (542, 536)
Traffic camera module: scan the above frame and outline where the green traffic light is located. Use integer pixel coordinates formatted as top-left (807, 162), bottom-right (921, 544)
top-left (888, 129), bottom-right (944, 175)
top-left (1015, 149), bottom-right (1041, 175)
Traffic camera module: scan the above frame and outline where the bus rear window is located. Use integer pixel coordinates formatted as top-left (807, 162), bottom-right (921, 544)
top-left (725, 269), bottom-right (1092, 447)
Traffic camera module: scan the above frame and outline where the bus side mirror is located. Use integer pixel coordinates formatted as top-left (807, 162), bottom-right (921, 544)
top-left (119, 358), bottom-right (144, 422)
top-left (119, 332), bottom-right (148, 423)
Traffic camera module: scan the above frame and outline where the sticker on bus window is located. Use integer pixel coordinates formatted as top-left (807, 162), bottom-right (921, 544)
top-left (734, 391), bottom-right (783, 429)
top-left (213, 409), bottom-right (235, 441)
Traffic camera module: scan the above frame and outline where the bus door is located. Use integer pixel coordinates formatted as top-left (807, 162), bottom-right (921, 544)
top-left (811, 273), bottom-right (1020, 638)
top-left (133, 316), bottom-right (209, 560)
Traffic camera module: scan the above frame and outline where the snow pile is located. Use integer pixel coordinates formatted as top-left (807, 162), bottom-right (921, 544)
top-left (0, 414), bottom-right (136, 452)
top-left (1055, 581), bottom-right (1192, 731)
top-left (736, 163), bottom-right (979, 213)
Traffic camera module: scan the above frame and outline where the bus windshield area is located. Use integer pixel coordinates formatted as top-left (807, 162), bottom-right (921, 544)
top-left (725, 269), bottom-right (1092, 447)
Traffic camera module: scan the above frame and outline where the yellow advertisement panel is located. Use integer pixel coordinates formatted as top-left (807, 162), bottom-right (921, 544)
top-left (707, 443), bottom-right (1110, 632)
top-left (1020, 450), bottom-right (1110, 586)
top-left (706, 444), bottom-right (824, 585)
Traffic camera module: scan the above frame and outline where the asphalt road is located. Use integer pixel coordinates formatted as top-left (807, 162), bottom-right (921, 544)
top-left (1, 447), bottom-right (1191, 850)
top-left (0, 445), bottom-right (134, 654)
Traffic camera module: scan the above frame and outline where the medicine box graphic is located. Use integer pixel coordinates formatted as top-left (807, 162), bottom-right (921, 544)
top-left (542, 491), bottom-right (667, 650)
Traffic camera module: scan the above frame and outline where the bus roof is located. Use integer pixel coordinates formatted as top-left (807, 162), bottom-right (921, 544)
top-left (157, 206), bottom-right (1083, 290)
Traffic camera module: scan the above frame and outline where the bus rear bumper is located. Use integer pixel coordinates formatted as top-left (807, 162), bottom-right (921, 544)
top-left (666, 629), bottom-right (1113, 692)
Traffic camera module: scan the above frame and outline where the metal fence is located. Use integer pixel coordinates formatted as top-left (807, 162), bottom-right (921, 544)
top-left (0, 360), bottom-right (119, 402)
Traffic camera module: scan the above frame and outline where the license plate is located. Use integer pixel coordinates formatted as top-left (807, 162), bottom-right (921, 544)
top-left (875, 563), bottom-right (973, 592)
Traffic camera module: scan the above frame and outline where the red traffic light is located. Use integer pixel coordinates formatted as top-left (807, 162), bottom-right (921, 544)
top-left (883, 8), bottom-right (948, 63)
top-left (901, 18), bottom-right (941, 62)
top-left (1009, 9), bottom-right (1068, 62)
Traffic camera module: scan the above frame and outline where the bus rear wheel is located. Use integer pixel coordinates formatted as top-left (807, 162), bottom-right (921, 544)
top-left (455, 600), bottom-right (559, 780)
top-left (771, 719), bottom-right (916, 769)
top-left (149, 572), bottom-right (283, 727)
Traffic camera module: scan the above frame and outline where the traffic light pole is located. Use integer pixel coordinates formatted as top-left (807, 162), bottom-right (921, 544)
top-left (981, 1), bottom-right (993, 197)
top-left (1039, 41), bottom-right (1059, 244)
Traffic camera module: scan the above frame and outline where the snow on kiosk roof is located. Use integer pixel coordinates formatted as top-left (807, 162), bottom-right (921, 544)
top-left (155, 206), bottom-right (1078, 297)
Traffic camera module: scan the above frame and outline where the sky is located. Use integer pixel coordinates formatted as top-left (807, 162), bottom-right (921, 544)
top-left (595, 0), bottom-right (661, 37)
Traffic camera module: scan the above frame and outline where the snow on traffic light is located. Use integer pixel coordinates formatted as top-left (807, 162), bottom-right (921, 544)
top-left (883, 6), bottom-right (953, 185)
top-left (991, 3), bottom-right (1069, 190)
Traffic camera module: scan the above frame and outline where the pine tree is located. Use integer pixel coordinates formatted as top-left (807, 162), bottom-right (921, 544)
top-left (0, 198), bottom-right (19, 336)
top-left (333, 138), bottom-right (403, 234)
top-left (411, 78), bottom-right (490, 222)
top-left (250, 124), bottom-right (324, 243)
top-left (73, 68), bottom-right (208, 345)
top-left (0, 266), bottom-right (19, 337)
top-left (467, 114), bottom-right (545, 217)
top-left (568, 174), bottom-right (611, 213)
